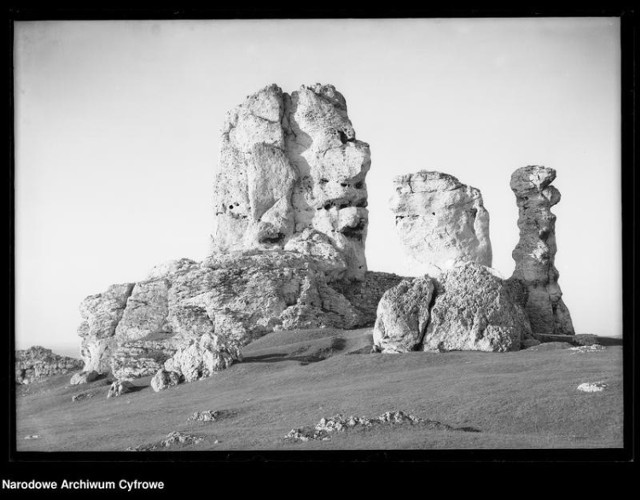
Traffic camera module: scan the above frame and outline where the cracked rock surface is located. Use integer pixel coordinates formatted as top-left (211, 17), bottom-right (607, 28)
top-left (373, 263), bottom-right (533, 353)
top-left (390, 171), bottom-right (492, 276)
top-left (212, 84), bottom-right (370, 281)
top-left (75, 85), bottom-right (402, 382)
top-left (510, 166), bottom-right (574, 335)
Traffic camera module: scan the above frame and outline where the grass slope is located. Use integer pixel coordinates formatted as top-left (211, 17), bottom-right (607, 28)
top-left (16, 328), bottom-right (623, 451)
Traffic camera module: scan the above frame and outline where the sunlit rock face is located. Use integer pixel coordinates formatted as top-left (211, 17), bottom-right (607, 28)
top-left (510, 165), bottom-right (575, 335)
top-left (389, 171), bottom-right (492, 277)
top-left (211, 84), bottom-right (371, 281)
top-left (76, 85), bottom-right (405, 380)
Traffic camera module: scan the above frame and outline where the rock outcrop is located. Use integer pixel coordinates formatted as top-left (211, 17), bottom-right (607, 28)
top-left (150, 369), bottom-right (181, 392)
top-left (510, 166), bottom-right (574, 335)
top-left (69, 370), bottom-right (99, 385)
top-left (373, 263), bottom-right (533, 353)
top-left (163, 332), bottom-right (241, 383)
top-left (422, 263), bottom-right (532, 352)
top-left (211, 84), bottom-right (371, 281)
top-left (107, 380), bottom-right (134, 398)
top-left (390, 171), bottom-right (492, 276)
top-left (75, 84), bottom-right (406, 382)
top-left (372, 277), bottom-right (435, 353)
top-left (15, 346), bottom-right (84, 385)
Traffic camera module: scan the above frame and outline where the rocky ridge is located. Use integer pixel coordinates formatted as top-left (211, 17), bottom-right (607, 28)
top-left (15, 346), bottom-right (83, 385)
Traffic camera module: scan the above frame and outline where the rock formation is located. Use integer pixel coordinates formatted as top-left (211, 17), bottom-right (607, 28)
top-left (372, 277), bottom-right (435, 353)
top-left (70, 370), bottom-right (99, 385)
top-left (15, 346), bottom-right (84, 385)
top-left (107, 379), bottom-right (134, 398)
top-left (510, 166), bottom-right (574, 335)
top-left (212, 84), bottom-right (371, 281)
top-left (390, 171), bottom-right (492, 276)
top-left (373, 263), bottom-right (533, 353)
top-left (150, 369), bottom-right (181, 392)
top-left (421, 263), bottom-right (532, 352)
top-left (75, 84), bottom-right (403, 381)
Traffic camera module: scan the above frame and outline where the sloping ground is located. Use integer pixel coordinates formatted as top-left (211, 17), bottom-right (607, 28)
top-left (16, 328), bottom-right (623, 451)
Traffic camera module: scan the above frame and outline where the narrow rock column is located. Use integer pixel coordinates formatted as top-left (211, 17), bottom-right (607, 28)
top-left (510, 165), bottom-right (574, 335)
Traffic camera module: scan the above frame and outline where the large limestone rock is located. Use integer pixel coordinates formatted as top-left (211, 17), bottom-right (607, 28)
top-left (211, 84), bottom-right (371, 281)
top-left (15, 346), bottom-right (84, 385)
top-left (372, 277), bottom-right (436, 353)
top-left (510, 166), bottom-right (574, 335)
top-left (69, 370), bottom-right (99, 385)
top-left (75, 85), bottom-right (401, 381)
top-left (150, 369), bottom-right (181, 392)
top-left (77, 253), bottom-right (371, 376)
top-left (77, 283), bottom-right (135, 373)
top-left (390, 171), bottom-right (492, 276)
top-left (163, 333), bottom-right (241, 383)
top-left (422, 263), bottom-right (532, 352)
top-left (372, 263), bottom-right (533, 353)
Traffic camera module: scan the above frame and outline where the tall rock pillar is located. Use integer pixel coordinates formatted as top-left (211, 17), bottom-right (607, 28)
top-left (510, 165), bottom-right (574, 335)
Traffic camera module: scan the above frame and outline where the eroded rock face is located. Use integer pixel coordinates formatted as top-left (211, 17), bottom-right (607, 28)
top-left (211, 84), bottom-right (370, 281)
top-left (510, 166), bottom-right (574, 335)
top-left (423, 263), bottom-right (532, 352)
top-left (390, 171), bottom-right (492, 276)
top-left (150, 369), bottom-right (181, 392)
top-left (15, 346), bottom-right (84, 385)
top-left (372, 277), bottom-right (435, 353)
top-left (373, 263), bottom-right (532, 353)
top-left (77, 253), bottom-right (373, 377)
top-left (164, 333), bottom-right (241, 383)
top-left (78, 283), bottom-right (135, 373)
top-left (75, 85), bottom-right (403, 381)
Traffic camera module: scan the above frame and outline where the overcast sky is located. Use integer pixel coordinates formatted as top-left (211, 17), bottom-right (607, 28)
top-left (14, 18), bottom-right (621, 356)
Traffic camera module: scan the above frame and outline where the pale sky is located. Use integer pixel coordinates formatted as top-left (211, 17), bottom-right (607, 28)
top-left (14, 18), bottom-right (622, 356)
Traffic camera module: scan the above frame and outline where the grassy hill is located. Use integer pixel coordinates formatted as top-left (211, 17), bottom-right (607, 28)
top-left (16, 328), bottom-right (623, 451)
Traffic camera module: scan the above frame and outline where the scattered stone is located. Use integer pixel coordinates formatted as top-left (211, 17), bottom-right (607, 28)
top-left (526, 341), bottom-right (573, 351)
top-left (372, 277), bottom-right (436, 353)
top-left (570, 344), bottom-right (606, 354)
top-left (389, 171), bottom-right (492, 276)
top-left (126, 431), bottom-right (205, 451)
top-left (538, 333), bottom-right (598, 346)
top-left (150, 369), bottom-right (182, 392)
top-left (71, 392), bottom-right (95, 402)
top-left (70, 370), bottom-right (100, 385)
top-left (510, 166), bottom-right (575, 335)
top-left (106, 380), bottom-right (135, 398)
top-left (577, 382), bottom-right (607, 393)
top-left (15, 346), bottom-right (84, 385)
top-left (284, 410), bottom-right (465, 442)
top-left (188, 410), bottom-right (222, 422)
top-left (422, 263), bottom-right (532, 352)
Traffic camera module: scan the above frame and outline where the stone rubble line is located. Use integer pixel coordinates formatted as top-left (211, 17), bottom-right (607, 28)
top-left (284, 410), bottom-right (462, 442)
top-left (125, 431), bottom-right (206, 452)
